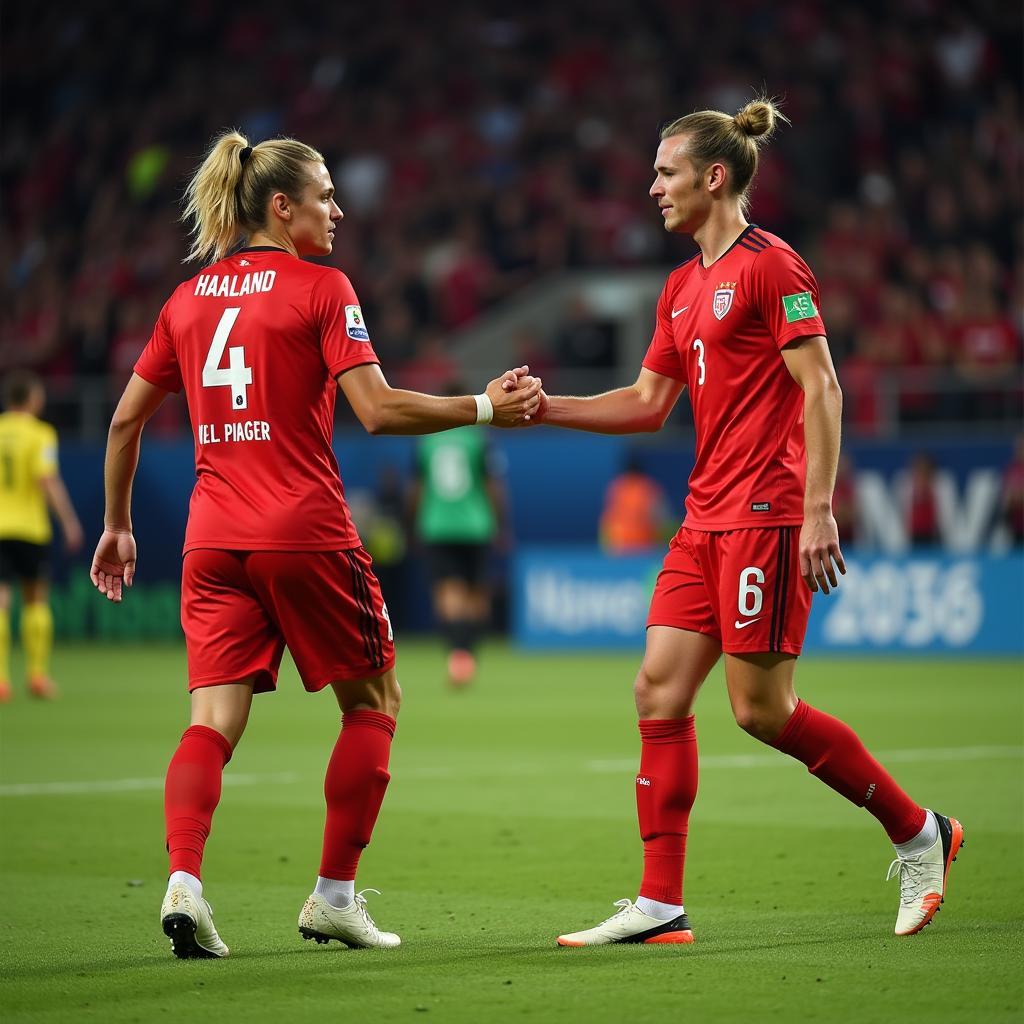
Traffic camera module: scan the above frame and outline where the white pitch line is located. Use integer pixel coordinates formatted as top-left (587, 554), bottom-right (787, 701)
top-left (0, 771), bottom-right (299, 797)
top-left (2, 746), bottom-right (1021, 796)
top-left (587, 744), bottom-right (1024, 773)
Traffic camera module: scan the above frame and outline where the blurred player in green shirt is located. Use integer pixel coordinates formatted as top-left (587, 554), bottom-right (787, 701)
top-left (412, 388), bottom-right (508, 687)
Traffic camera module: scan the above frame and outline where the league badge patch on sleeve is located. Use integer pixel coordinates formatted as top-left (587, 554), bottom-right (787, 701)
top-left (782, 291), bottom-right (817, 323)
top-left (345, 305), bottom-right (370, 341)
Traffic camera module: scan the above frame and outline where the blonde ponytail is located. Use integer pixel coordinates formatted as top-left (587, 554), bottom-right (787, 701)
top-left (182, 129), bottom-right (325, 264)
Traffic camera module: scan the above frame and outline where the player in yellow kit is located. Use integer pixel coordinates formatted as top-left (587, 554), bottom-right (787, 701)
top-left (0, 371), bottom-right (83, 701)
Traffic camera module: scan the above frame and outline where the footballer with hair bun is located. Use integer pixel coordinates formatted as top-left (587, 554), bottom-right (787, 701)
top-left (508, 98), bottom-right (963, 947)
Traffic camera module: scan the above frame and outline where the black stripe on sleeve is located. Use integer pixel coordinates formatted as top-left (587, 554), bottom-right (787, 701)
top-left (719, 225), bottom-right (761, 260)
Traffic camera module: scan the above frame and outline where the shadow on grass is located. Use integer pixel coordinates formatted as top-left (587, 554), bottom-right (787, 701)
top-left (3, 916), bottom-right (1011, 987)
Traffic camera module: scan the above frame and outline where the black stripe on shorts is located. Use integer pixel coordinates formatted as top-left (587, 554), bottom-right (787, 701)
top-left (772, 529), bottom-right (792, 653)
top-left (355, 550), bottom-right (385, 668)
top-left (356, 551), bottom-right (385, 668)
top-left (345, 549), bottom-right (384, 670)
top-left (769, 528), bottom-right (784, 653)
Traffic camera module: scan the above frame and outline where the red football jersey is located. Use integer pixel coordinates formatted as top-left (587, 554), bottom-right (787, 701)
top-left (134, 247), bottom-right (379, 553)
top-left (643, 226), bottom-right (827, 531)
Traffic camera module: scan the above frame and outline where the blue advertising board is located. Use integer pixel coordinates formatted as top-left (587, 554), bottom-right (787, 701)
top-left (512, 547), bottom-right (1024, 655)
top-left (807, 554), bottom-right (1023, 654)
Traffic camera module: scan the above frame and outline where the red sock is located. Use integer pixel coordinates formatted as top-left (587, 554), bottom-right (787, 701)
top-left (771, 700), bottom-right (926, 843)
top-left (164, 725), bottom-right (233, 878)
top-left (636, 717), bottom-right (697, 906)
top-left (320, 710), bottom-right (396, 880)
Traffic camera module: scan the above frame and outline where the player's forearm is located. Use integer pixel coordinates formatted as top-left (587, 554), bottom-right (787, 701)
top-left (543, 387), bottom-right (668, 434)
top-left (40, 477), bottom-right (82, 536)
top-left (103, 418), bottom-right (144, 530)
top-left (802, 377), bottom-right (843, 515)
top-left (364, 390), bottom-right (477, 435)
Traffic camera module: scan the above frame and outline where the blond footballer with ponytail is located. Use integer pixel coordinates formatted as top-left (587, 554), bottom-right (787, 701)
top-left (182, 130), bottom-right (324, 264)
top-left (660, 97), bottom-right (790, 210)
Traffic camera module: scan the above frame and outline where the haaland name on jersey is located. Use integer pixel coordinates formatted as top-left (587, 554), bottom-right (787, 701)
top-left (198, 420), bottom-right (271, 444)
top-left (193, 271), bottom-right (277, 298)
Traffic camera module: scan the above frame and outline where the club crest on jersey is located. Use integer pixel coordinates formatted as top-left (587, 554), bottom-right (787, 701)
top-left (345, 305), bottom-right (370, 341)
top-left (713, 282), bottom-right (736, 320)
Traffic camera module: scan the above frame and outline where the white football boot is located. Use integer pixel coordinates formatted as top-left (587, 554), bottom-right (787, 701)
top-left (557, 899), bottom-right (694, 947)
top-left (298, 889), bottom-right (401, 949)
top-left (887, 812), bottom-right (964, 936)
top-left (160, 882), bottom-right (229, 959)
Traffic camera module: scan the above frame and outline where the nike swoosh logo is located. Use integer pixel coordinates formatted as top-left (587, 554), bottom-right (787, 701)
top-left (671, 306), bottom-right (689, 318)
top-left (734, 618), bottom-right (762, 630)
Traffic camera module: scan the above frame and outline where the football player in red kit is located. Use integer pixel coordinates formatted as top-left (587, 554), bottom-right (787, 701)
top-left (89, 131), bottom-right (542, 959)
top-left (516, 99), bottom-right (962, 945)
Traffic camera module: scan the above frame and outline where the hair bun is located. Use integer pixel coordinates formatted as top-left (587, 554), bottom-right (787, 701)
top-left (734, 100), bottom-right (777, 139)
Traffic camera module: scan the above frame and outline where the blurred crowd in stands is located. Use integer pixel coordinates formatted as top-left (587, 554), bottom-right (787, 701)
top-left (2, 0), bottom-right (1021, 436)
top-left (831, 442), bottom-right (1024, 550)
top-left (594, 441), bottom-right (1024, 555)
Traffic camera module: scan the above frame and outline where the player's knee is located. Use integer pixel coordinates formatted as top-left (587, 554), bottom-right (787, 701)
top-left (633, 669), bottom-right (655, 716)
top-left (192, 710), bottom-right (247, 749)
top-left (358, 673), bottom-right (402, 718)
top-left (732, 701), bottom-right (784, 743)
top-left (384, 677), bottom-right (402, 719)
top-left (633, 664), bottom-right (676, 717)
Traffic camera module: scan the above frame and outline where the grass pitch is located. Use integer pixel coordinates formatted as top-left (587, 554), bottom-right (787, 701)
top-left (1, 641), bottom-right (1021, 1023)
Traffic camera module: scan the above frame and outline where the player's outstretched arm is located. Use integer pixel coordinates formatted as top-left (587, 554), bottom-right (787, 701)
top-left (510, 367), bottom-right (684, 435)
top-left (39, 474), bottom-right (84, 553)
top-left (337, 364), bottom-right (542, 434)
top-left (90, 373), bottom-right (169, 602)
top-left (781, 335), bottom-right (846, 594)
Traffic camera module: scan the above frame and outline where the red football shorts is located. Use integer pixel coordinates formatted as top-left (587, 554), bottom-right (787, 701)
top-left (648, 526), bottom-right (812, 655)
top-left (180, 547), bottom-right (395, 693)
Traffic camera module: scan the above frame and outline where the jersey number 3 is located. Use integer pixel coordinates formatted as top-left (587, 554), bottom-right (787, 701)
top-left (692, 338), bottom-right (706, 386)
top-left (203, 307), bottom-right (253, 410)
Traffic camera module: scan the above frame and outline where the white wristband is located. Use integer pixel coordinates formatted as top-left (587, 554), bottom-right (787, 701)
top-left (473, 393), bottom-right (493, 425)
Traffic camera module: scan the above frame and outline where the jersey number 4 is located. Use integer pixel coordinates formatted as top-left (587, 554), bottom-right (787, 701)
top-left (203, 307), bottom-right (253, 410)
